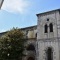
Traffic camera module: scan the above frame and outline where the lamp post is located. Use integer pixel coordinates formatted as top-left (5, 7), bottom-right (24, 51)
top-left (0, 0), bottom-right (4, 9)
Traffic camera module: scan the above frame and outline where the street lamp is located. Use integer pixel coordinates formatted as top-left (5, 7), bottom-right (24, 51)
top-left (0, 0), bottom-right (4, 9)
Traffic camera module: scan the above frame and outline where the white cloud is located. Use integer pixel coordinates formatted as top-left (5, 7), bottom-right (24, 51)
top-left (0, 29), bottom-right (6, 32)
top-left (1, 0), bottom-right (29, 14)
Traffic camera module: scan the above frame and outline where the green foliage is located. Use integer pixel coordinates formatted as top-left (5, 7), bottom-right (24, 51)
top-left (0, 28), bottom-right (25, 60)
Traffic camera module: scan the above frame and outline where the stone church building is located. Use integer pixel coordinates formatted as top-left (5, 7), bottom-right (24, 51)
top-left (36, 9), bottom-right (60, 60)
top-left (22, 9), bottom-right (60, 60)
top-left (0, 9), bottom-right (60, 60)
top-left (0, 0), bottom-right (60, 60)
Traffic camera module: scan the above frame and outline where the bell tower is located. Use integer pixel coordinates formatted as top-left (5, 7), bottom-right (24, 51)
top-left (36, 9), bottom-right (60, 60)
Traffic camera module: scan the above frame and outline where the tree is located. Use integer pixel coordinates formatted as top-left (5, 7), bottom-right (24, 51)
top-left (0, 28), bottom-right (25, 60)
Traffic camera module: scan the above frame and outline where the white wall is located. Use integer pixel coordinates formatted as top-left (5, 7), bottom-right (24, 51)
top-left (37, 11), bottom-right (60, 39)
top-left (37, 40), bottom-right (59, 60)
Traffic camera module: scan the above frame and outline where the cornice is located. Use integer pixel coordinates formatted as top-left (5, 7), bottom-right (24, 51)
top-left (36, 9), bottom-right (60, 17)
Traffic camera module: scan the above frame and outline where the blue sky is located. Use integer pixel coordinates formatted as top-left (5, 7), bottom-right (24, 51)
top-left (0, 0), bottom-right (60, 32)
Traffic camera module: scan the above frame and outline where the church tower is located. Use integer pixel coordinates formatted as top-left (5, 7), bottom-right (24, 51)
top-left (36, 9), bottom-right (60, 60)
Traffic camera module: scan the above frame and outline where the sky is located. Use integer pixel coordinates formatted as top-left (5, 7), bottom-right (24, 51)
top-left (0, 0), bottom-right (60, 32)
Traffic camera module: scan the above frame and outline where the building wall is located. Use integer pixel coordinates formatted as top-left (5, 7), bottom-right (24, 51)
top-left (37, 9), bottom-right (60, 60)
top-left (57, 11), bottom-right (60, 37)
top-left (37, 10), bottom-right (60, 39)
top-left (37, 39), bottom-right (59, 60)
top-left (21, 26), bottom-right (37, 39)
top-left (21, 26), bottom-right (37, 60)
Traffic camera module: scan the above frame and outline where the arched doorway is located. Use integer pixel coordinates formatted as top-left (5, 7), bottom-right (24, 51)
top-left (28, 57), bottom-right (35, 60)
top-left (46, 47), bottom-right (53, 60)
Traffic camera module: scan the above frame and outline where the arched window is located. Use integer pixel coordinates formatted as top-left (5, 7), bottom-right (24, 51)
top-left (44, 24), bottom-right (48, 33)
top-left (49, 23), bottom-right (53, 32)
top-left (27, 44), bottom-right (35, 51)
top-left (46, 47), bottom-right (53, 60)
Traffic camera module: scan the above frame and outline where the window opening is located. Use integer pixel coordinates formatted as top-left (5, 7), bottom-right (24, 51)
top-left (49, 23), bottom-right (53, 32)
top-left (27, 44), bottom-right (35, 51)
top-left (44, 24), bottom-right (48, 33)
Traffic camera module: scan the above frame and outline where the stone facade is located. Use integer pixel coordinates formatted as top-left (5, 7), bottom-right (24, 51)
top-left (21, 26), bottom-right (37, 60)
top-left (36, 9), bottom-right (60, 60)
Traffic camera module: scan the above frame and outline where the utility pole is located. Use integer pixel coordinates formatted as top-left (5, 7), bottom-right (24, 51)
top-left (0, 0), bottom-right (4, 9)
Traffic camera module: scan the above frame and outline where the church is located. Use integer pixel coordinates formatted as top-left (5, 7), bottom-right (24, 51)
top-left (21, 9), bottom-right (60, 60)
top-left (0, 9), bottom-right (60, 60)
top-left (0, 0), bottom-right (60, 60)
top-left (36, 9), bottom-right (60, 60)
